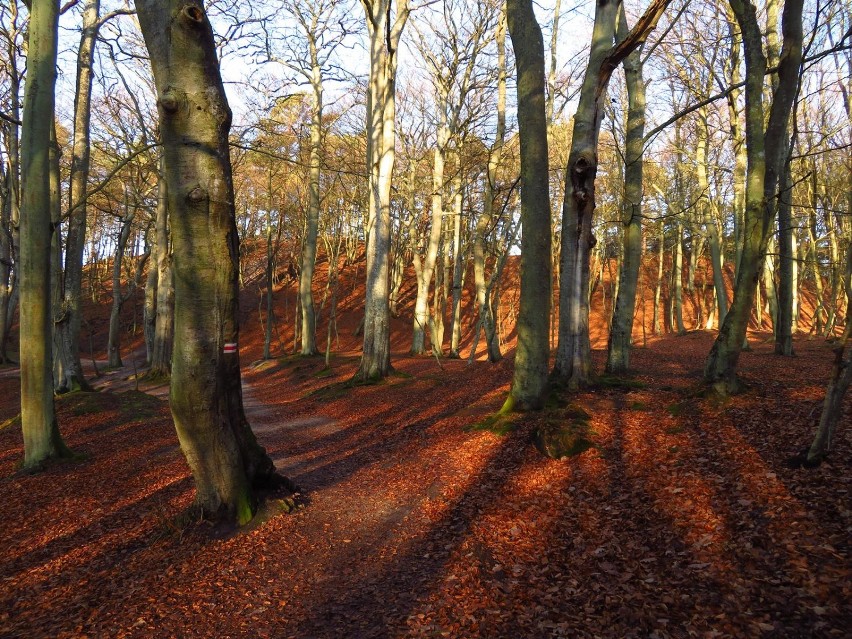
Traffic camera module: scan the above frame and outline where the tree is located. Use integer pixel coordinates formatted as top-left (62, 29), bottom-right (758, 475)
top-left (355, 0), bottom-right (410, 381)
top-left (55, 0), bottom-right (133, 392)
top-left (804, 239), bottom-right (851, 466)
top-left (19, 0), bottom-right (71, 469)
top-left (703, 0), bottom-right (804, 394)
top-left (264, 0), bottom-right (355, 356)
top-left (504, 0), bottom-right (551, 410)
top-left (136, 0), bottom-right (283, 524)
top-left (606, 3), bottom-right (648, 374)
top-left (471, 3), bottom-right (507, 363)
top-left (553, 0), bottom-right (670, 388)
top-left (409, 0), bottom-right (494, 355)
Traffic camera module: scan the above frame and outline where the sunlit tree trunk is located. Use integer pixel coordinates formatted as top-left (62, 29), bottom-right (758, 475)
top-left (554, 0), bottom-right (670, 387)
top-left (356, 0), bottom-right (410, 381)
top-left (137, 0), bottom-right (281, 524)
top-left (672, 221), bottom-right (686, 334)
top-left (553, 0), bottom-right (618, 387)
top-left (704, 0), bottom-right (804, 393)
top-left (54, 0), bottom-right (107, 393)
top-left (472, 5), bottom-right (506, 363)
top-left (653, 219), bottom-right (665, 335)
top-left (149, 169), bottom-right (173, 376)
top-left (20, 0), bottom-right (71, 469)
top-left (412, 115), bottom-right (447, 354)
top-left (606, 5), bottom-right (646, 374)
top-left (299, 42), bottom-right (323, 356)
top-left (696, 110), bottom-right (728, 329)
top-left (505, 0), bottom-right (551, 409)
top-left (449, 172), bottom-right (464, 358)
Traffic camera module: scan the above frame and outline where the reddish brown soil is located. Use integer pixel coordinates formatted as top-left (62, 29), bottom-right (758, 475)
top-left (0, 251), bottom-right (849, 638)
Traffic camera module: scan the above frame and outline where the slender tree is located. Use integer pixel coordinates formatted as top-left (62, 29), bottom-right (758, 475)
top-left (554, 0), bottom-right (670, 388)
top-left (355, 0), bottom-right (410, 381)
top-left (19, 0), bottom-right (71, 469)
top-left (504, 0), bottom-right (551, 409)
top-left (703, 0), bottom-right (804, 393)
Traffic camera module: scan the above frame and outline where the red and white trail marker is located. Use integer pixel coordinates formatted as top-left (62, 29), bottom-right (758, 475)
top-left (223, 343), bottom-right (238, 354)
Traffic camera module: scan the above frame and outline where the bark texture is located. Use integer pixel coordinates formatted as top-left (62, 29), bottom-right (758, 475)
top-left (704, 0), bottom-right (804, 393)
top-left (19, 0), bottom-right (71, 469)
top-left (606, 5), bottom-right (645, 374)
top-left (136, 0), bottom-right (280, 523)
top-left (356, 0), bottom-right (410, 381)
top-left (506, 0), bottom-right (551, 409)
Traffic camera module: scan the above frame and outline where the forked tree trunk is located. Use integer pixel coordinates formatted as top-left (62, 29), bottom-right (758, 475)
top-left (356, 0), bottom-right (410, 381)
top-left (20, 0), bottom-right (71, 469)
top-left (137, 0), bottom-right (281, 524)
top-left (704, 0), bottom-right (803, 393)
top-left (554, 0), bottom-right (670, 387)
top-left (505, 0), bottom-right (551, 410)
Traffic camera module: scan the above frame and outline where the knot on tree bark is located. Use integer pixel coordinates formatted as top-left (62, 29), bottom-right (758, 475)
top-left (158, 89), bottom-right (180, 114)
top-left (181, 5), bottom-right (205, 25)
top-left (187, 186), bottom-right (208, 203)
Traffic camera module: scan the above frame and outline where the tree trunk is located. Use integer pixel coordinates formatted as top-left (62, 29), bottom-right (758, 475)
top-left (505, 0), bottom-right (551, 409)
top-left (704, 0), bottom-right (803, 393)
top-left (0, 10), bottom-right (22, 365)
top-left (553, 0), bottom-right (619, 387)
top-left (20, 0), bottom-right (71, 469)
top-left (58, 0), bottom-right (103, 393)
top-left (107, 206), bottom-right (134, 368)
top-left (554, 0), bottom-right (670, 387)
top-left (606, 6), bottom-right (645, 374)
top-left (449, 174), bottom-right (464, 358)
top-left (149, 169), bottom-right (173, 376)
top-left (472, 6), bottom-right (506, 364)
top-left (356, 0), bottom-right (410, 381)
top-left (299, 51), bottom-right (322, 356)
top-left (137, 0), bottom-right (282, 524)
top-left (653, 220), bottom-right (665, 335)
top-left (696, 111), bottom-right (728, 329)
top-left (775, 153), bottom-right (795, 354)
top-left (806, 240), bottom-right (852, 465)
top-left (412, 120), bottom-right (447, 355)
top-left (672, 221), bottom-right (686, 334)
top-left (143, 232), bottom-right (158, 365)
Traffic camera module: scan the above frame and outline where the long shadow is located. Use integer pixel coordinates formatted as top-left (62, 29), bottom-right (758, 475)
top-left (285, 426), bottom-right (530, 638)
top-left (261, 364), bottom-right (510, 495)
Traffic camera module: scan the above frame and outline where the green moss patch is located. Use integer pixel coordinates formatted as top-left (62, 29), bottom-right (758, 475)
top-left (534, 418), bottom-right (596, 459)
top-left (593, 375), bottom-right (647, 391)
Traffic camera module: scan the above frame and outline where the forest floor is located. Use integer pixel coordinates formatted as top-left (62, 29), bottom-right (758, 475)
top-left (0, 330), bottom-right (849, 638)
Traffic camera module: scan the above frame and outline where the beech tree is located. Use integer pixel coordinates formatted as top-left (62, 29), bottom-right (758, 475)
top-left (136, 0), bottom-right (283, 524)
top-left (504, 0), bottom-right (551, 410)
top-left (356, 0), bottom-right (410, 381)
top-left (703, 0), bottom-right (804, 394)
top-left (19, 0), bottom-right (71, 469)
top-left (553, 0), bottom-right (670, 388)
